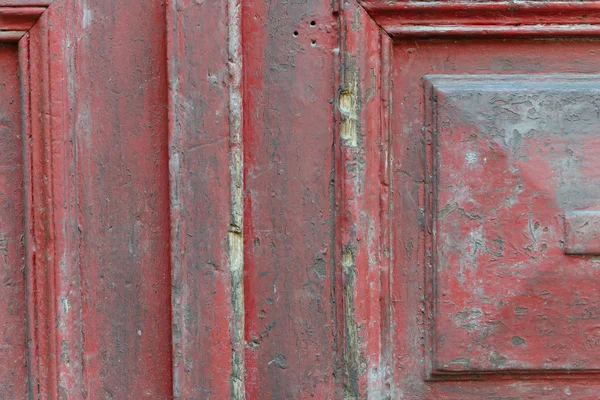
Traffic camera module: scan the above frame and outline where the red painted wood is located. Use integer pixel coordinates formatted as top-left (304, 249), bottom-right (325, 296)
top-left (242, 0), bottom-right (339, 398)
top-left (26, 18), bottom-right (59, 398)
top-left (0, 43), bottom-right (27, 399)
top-left (167, 0), bottom-right (236, 398)
top-left (391, 38), bottom-right (600, 398)
top-left (360, 0), bottom-right (600, 38)
top-left (0, 7), bottom-right (45, 31)
top-left (427, 74), bottom-right (600, 374)
top-left (71, 0), bottom-right (172, 397)
top-left (0, 1), bottom-right (51, 5)
top-left (337, 1), bottom-right (388, 398)
top-left (9, 0), bottom-right (600, 398)
top-left (20, 1), bottom-right (176, 397)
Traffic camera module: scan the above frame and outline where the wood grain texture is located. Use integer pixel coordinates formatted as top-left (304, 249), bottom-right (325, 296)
top-left (337, 1), bottom-right (387, 398)
top-left (0, 44), bottom-right (27, 400)
top-left (72, 0), bottom-right (172, 397)
top-left (26, 0), bottom-right (172, 397)
top-left (26, 17), bottom-right (60, 399)
top-left (242, 0), bottom-right (338, 398)
top-left (167, 0), bottom-right (235, 398)
top-left (19, 0), bottom-right (600, 398)
top-left (25, 1), bottom-right (173, 397)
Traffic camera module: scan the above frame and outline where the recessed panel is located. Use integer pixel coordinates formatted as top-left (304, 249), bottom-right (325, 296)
top-left (428, 75), bottom-right (600, 374)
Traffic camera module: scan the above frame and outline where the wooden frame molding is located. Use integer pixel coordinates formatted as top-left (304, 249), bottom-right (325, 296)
top-left (0, 2), bottom-right (83, 398)
top-left (358, 0), bottom-right (600, 38)
top-left (0, 6), bottom-right (45, 41)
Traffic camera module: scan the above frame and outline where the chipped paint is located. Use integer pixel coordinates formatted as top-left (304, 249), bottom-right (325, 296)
top-left (228, 0), bottom-right (245, 396)
top-left (339, 57), bottom-right (360, 148)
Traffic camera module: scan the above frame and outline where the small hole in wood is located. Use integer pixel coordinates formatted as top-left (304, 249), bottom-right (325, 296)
top-left (310, 20), bottom-right (316, 26)
top-left (293, 31), bottom-right (299, 37)
top-left (311, 40), bottom-right (316, 46)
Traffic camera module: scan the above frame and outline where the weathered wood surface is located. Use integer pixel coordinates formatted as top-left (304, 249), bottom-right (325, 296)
top-left (8, 0), bottom-right (600, 399)
top-left (242, 0), bottom-right (338, 398)
top-left (167, 0), bottom-right (237, 398)
top-left (26, 0), bottom-right (172, 398)
top-left (0, 44), bottom-right (26, 399)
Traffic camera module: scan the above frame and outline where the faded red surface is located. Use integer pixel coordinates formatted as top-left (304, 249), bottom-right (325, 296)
top-left (429, 75), bottom-right (600, 373)
top-left (0, 44), bottom-right (26, 399)
top-left (75, 0), bottom-right (172, 396)
top-left (242, 0), bottom-right (338, 397)
top-left (5, 0), bottom-right (600, 399)
top-left (392, 39), bottom-right (600, 398)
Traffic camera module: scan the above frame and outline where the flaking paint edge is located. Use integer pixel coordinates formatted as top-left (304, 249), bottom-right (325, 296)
top-left (166, 0), bottom-right (183, 396)
top-left (227, 0), bottom-right (245, 397)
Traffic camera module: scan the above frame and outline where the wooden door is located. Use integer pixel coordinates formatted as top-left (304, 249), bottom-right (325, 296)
top-left (9, 0), bottom-right (600, 398)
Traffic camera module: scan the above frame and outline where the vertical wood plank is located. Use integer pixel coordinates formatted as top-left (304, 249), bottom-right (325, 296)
top-left (379, 31), bottom-right (393, 399)
top-left (25, 3), bottom-right (87, 398)
top-left (167, 0), bottom-right (238, 397)
top-left (227, 0), bottom-right (246, 397)
top-left (26, 19), bottom-right (59, 399)
top-left (43, 3), bottom-right (84, 397)
top-left (65, 0), bottom-right (172, 397)
top-left (337, 1), bottom-right (386, 398)
top-left (20, 35), bottom-right (37, 399)
top-left (242, 0), bottom-right (339, 398)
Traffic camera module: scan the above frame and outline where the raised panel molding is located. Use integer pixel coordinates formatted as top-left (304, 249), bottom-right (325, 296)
top-left (424, 75), bottom-right (600, 378)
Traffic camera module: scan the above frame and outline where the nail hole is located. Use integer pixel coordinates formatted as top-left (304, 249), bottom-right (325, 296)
top-left (310, 20), bottom-right (316, 26)
top-left (293, 31), bottom-right (299, 37)
top-left (311, 40), bottom-right (316, 46)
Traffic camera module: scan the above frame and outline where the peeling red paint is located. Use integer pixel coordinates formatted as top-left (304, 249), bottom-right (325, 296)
top-left (5, 0), bottom-right (600, 398)
top-left (0, 44), bottom-right (26, 399)
top-left (391, 33), bottom-right (600, 400)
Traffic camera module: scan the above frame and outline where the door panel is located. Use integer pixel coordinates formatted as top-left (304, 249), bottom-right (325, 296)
top-left (393, 39), bottom-right (600, 398)
top-left (428, 75), bottom-right (600, 374)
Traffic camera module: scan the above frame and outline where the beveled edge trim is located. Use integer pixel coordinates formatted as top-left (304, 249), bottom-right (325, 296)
top-left (0, 7), bottom-right (46, 42)
top-left (358, 1), bottom-right (600, 38)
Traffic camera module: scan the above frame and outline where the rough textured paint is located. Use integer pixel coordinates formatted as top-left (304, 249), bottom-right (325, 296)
top-left (387, 23), bottom-right (600, 400)
top-left (0, 44), bottom-right (26, 399)
top-left (25, 0), bottom-right (171, 398)
top-left (564, 211), bottom-right (600, 255)
top-left (242, 0), bottom-right (338, 398)
top-left (426, 75), bottom-right (600, 374)
top-left (350, 1), bottom-right (600, 398)
top-left (11, 0), bottom-right (600, 398)
top-left (337, 1), bottom-right (388, 399)
top-left (69, 1), bottom-right (172, 397)
top-left (167, 0), bottom-right (235, 398)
